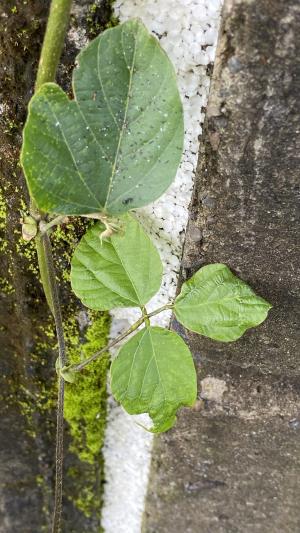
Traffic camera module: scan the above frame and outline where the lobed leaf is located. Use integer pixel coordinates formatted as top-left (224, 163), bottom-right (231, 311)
top-left (21, 19), bottom-right (183, 216)
top-left (174, 263), bottom-right (272, 342)
top-left (110, 326), bottom-right (197, 432)
top-left (71, 214), bottom-right (162, 310)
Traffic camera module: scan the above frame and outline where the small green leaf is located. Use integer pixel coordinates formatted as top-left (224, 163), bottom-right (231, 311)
top-left (174, 264), bottom-right (272, 342)
top-left (110, 326), bottom-right (197, 433)
top-left (71, 214), bottom-right (163, 310)
top-left (21, 19), bottom-right (183, 216)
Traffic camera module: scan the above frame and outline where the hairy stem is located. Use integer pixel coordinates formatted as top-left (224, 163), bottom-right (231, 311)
top-left (73, 317), bottom-right (145, 372)
top-left (41, 234), bottom-right (67, 533)
top-left (28, 0), bottom-right (72, 531)
top-left (35, 0), bottom-right (73, 92)
top-left (70, 303), bottom-right (174, 373)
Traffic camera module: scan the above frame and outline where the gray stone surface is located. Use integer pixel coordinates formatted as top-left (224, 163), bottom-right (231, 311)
top-left (143, 0), bottom-right (300, 531)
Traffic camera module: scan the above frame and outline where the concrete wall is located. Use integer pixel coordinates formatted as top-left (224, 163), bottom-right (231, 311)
top-left (143, 1), bottom-right (300, 531)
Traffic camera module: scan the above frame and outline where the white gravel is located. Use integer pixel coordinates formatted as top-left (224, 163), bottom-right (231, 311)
top-left (102, 1), bottom-right (223, 531)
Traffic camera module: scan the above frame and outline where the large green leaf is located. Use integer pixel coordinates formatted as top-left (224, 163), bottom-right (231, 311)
top-left (21, 19), bottom-right (183, 216)
top-left (174, 264), bottom-right (272, 342)
top-left (110, 326), bottom-right (197, 432)
top-left (71, 214), bottom-right (162, 310)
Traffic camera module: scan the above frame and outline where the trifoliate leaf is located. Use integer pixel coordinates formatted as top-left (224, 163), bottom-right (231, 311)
top-left (174, 263), bottom-right (272, 342)
top-left (71, 214), bottom-right (162, 309)
top-left (21, 19), bottom-right (183, 216)
top-left (110, 326), bottom-right (197, 433)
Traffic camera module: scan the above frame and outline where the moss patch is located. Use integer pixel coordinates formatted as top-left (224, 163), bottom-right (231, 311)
top-left (65, 313), bottom-right (110, 464)
top-left (64, 312), bottom-right (110, 518)
top-left (86, 0), bottom-right (118, 38)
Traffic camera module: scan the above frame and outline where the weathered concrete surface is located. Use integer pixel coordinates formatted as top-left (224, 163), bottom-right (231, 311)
top-left (0, 1), bottom-right (115, 531)
top-left (143, 1), bottom-right (300, 531)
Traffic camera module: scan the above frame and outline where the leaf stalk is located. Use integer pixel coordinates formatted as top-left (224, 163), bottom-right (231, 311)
top-left (39, 215), bottom-right (69, 235)
top-left (67, 302), bottom-right (174, 374)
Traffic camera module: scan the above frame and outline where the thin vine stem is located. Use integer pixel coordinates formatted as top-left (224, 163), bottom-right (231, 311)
top-left (28, 0), bottom-right (72, 532)
top-left (70, 303), bottom-right (174, 373)
top-left (41, 234), bottom-right (67, 533)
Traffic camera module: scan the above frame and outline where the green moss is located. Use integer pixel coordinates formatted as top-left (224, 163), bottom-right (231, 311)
top-left (15, 232), bottom-right (39, 274)
top-left (0, 187), bottom-right (7, 252)
top-left (0, 186), bottom-right (15, 293)
top-left (64, 311), bottom-right (111, 517)
top-left (0, 277), bottom-right (14, 294)
top-left (65, 312), bottom-right (110, 463)
top-left (0, 189), bottom-right (6, 224)
top-left (86, 0), bottom-right (118, 39)
top-left (52, 219), bottom-right (87, 282)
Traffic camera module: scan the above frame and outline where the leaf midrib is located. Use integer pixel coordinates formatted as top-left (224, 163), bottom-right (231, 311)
top-left (121, 328), bottom-right (148, 400)
top-left (148, 329), bottom-right (167, 408)
top-left (112, 234), bottom-right (142, 305)
top-left (104, 26), bottom-right (138, 210)
top-left (73, 252), bottom-right (139, 306)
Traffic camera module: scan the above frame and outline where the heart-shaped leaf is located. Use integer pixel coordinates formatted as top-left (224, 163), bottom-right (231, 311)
top-left (174, 264), bottom-right (272, 342)
top-left (71, 214), bottom-right (163, 310)
top-left (110, 326), bottom-right (197, 432)
top-left (21, 19), bottom-right (183, 216)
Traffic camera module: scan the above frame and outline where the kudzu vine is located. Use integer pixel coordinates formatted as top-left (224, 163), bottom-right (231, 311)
top-left (20, 9), bottom-right (271, 533)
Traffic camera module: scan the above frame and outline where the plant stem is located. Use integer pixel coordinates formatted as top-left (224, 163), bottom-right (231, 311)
top-left (35, 0), bottom-right (73, 92)
top-left (42, 234), bottom-right (67, 533)
top-left (73, 317), bottom-right (145, 372)
top-left (28, 1), bottom-right (72, 531)
top-left (71, 303), bottom-right (174, 373)
top-left (147, 303), bottom-right (174, 318)
top-left (39, 215), bottom-right (69, 235)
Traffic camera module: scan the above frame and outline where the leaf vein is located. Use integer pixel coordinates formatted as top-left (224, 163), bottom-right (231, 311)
top-left (97, 34), bottom-right (121, 131)
top-left (104, 25), bottom-right (138, 210)
top-left (43, 94), bottom-right (102, 209)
